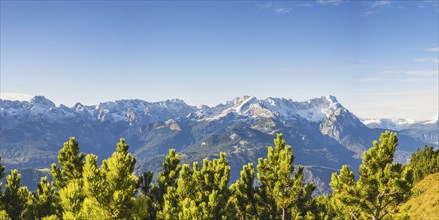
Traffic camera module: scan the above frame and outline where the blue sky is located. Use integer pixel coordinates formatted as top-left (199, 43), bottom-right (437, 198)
top-left (1, 0), bottom-right (438, 120)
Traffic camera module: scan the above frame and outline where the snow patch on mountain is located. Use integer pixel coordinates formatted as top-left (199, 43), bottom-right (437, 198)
top-left (1, 95), bottom-right (358, 125)
top-left (195, 95), bottom-right (348, 123)
top-left (0, 96), bottom-right (196, 127)
top-left (263, 95), bottom-right (343, 122)
top-left (362, 115), bottom-right (438, 130)
top-left (423, 115), bottom-right (439, 124)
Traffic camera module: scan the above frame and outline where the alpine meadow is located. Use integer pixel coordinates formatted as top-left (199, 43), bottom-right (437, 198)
top-left (1, 1), bottom-right (438, 220)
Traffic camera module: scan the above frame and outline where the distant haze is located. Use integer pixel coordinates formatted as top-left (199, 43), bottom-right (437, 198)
top-left (1, 1), bottom-right (438, 120)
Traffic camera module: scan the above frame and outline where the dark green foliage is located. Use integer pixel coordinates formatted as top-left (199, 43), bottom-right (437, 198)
top-left (35, 177), bottom-right (61, 218)
top-left (3, 169), bottom-right (30, 219)
top-left (408, 145), bottom-right (439, 182)
top-left (137, 171), bottom-right (154, 195)
top-left (0, 157), bottom-right (5, 211)
top-left (51, 137), bottom-right (85, 189)
top-left (149, 148), bottom-right (181, 219)
top-left (131, 194), bottom-right (154, 220)
top-left (0, 157), bottom-right (4, 180)
top-left (155, 148), bottom-right (181, 200)
top-left (315, 195), bottom-right (336, 220)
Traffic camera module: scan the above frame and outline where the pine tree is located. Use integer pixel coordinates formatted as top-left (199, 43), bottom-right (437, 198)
top-left (0, 157), bottom-right (4, 180)
top-left (0, 157), bottom-right (5, 211)
top-left (160, 163), bottom-right (193, 220)
top-left (82, 154), bottom-right (105, 200)
top-left (152, 149), bottom-right (181, 204)
top-left (51, 137), bottom-right (85, 189)
top-left (137, 171), bottom-right (154, 195)
top-left (35, 177), bottom-right (61, 218)
top-left (257, 133), bottom-right (316, 220)
top-left (80, 154), bottom-right (110, 219)
top-left (315, 195), bottom-right (336, 220)
top-left (100, 138), bottom-right (137, 219)
top-left (330, 165), bottom-right (360, 219)
top-left (0, 210), bottom-right (11, 220)
top-left (135, 171), bottom-right (155, 219)
top-left (79, 139), bottom-right (138, 219)
top-left (359, 131), bottom-right (413, 219)
top-left (21, 189), bottom-right (37, 220)
top-left (150, 148), bottom-right (181, 219)
top-left (160, 186), bottom-right (179, 220)
top-left (331, 131), bottom-right (414, 219)
top-left (131, 194), bottom-right (154, 220)
top-left (81, 195), bottom-right (112, 219)
top-left (41, 215), bottom-right (60, 220)
top-left (196, 152), bottom-right (230, 219)
top-left (293, 168), bottom-right (317, 219)
top-left (59, 179), bottom-right (84, 219)
top-left (50, 137), bottom-right (86, 219)
top-left (3, 169), bottom-right (30, 219)
top-left (178, 162), bottom-right (203, 220)
top-left (179, 196), bottom-right (202, 220)
top-left (159, 153), bottom-right (230, 219)
top-left (229, 162), bottom-right (259, 219)
top-left (408, 145), bottom-right (439, 182)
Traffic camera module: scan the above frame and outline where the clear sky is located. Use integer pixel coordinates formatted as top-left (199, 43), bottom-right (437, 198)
top-left (1, 0), bottom-right (438, 120)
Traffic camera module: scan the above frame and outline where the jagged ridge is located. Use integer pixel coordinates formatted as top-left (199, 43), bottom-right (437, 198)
top-left (1, 95), bottom-right (357, 125)
top-left (0, 95), bottom-right (433, 193)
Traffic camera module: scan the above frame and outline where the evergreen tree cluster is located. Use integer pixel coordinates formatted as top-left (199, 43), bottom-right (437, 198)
top-left (407, 145), bottom-right (439, 183)
top-left (140, 134), bottom-right (316, 220)
top-left (0, 138), bottom-right (137, 220)
top-left (323, 131), bottom-right (414, 219)
top-left (0, 131), bottom-right (436, 219)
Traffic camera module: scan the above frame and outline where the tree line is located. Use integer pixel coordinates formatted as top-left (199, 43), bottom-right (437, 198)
top-left (0, 131), bottom-right (438, 219)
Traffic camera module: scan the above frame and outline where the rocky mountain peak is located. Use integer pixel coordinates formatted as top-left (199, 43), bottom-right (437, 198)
top-left (29, 96), bottom-right (55, 108)
top-left (1, 95), bottom-right (360, 125)
top-left (325, 95), bottom-right (338, 103)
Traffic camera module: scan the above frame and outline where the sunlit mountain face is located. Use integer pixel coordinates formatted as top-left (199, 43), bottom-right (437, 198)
top-left (1, 95), bottom-right (435, 193)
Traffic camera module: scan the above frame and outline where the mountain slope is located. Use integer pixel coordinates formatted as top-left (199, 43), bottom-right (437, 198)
top-left (362, 116), bottom-right (439, 145)
top-left (404, 173), bottom-right (439, 219)
top-left (362, 116), bottom-right (438, 131)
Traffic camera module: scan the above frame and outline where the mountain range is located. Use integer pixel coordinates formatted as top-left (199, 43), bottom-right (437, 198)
top-left (361, 116), bottom-right (439, 145)
top-left (1, 95), bottom-right (437, 193)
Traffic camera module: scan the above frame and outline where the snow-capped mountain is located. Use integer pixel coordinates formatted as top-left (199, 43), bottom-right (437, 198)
top-left (196, 95), bottom-right (346, 122)
top-left (362, 115), bottom-right (439, 145)
top-left (0, 95), bottom-right (433, 193)
top-left (1, 95), bottom-right (352, 125)
top-left (362, 116), bottom-right (438, 131)
top-left (1, 96), bottom-right (196, 125)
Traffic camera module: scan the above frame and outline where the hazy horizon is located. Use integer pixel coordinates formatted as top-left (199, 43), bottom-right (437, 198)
top-left (1, 1), bottom-right (438, 120)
